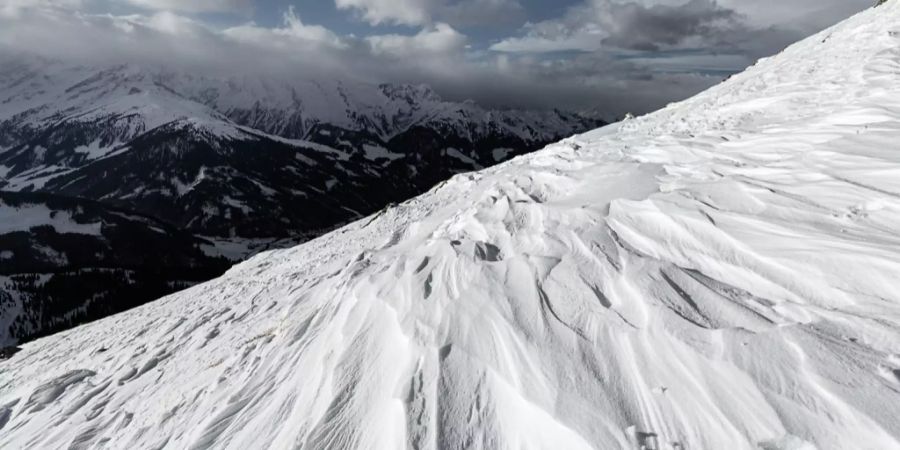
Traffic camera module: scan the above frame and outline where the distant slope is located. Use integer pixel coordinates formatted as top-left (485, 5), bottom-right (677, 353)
top-left (0, 191), bottom-right (230, 346)
top-left (3, 3), bottom-right (900, 450)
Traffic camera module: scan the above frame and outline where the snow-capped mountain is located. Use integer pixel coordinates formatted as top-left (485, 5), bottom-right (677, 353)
top-left (3, 2), bottom-right (900, 449)
top-left (0, 58), bottom-right (595, 143)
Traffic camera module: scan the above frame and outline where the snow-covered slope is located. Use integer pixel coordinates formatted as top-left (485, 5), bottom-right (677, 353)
top-left (2, 3), bottom-right (900, 449)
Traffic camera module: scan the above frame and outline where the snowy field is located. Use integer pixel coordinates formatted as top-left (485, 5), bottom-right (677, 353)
top-left (2, 3), bottom-right (900, 449)
top-left (0, 201), bottom-right (101, 236)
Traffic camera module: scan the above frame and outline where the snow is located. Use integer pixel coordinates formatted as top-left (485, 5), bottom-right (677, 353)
top-left (4, 165), bottom-right (77, 191)
top-left (251, 180), bottom-right (278, 197)
top-left (362, 143), bottom-right (403, 162)
top-left (31, 146), bottom-right (46, 163)
top-left (0, 201), bottom-right (102, 235)
top-left (172, 167), bottom-right (208, 197)
top-left (222, 196), bottom-right (252, 214)
top-left (294, 152), bottom-right (316, 165)
top-left (0, 57), bottom-right (592, 156)
top-left (240, 128), bottom-right (351, 161)
top-left (198, 236), bottom-right (304, 262)
top-left (445, 147), bottom-right (478, 166)
top-left (72, 140), bottom-right (114, 160)
top-left (2, 4), bottom-right (900, 449)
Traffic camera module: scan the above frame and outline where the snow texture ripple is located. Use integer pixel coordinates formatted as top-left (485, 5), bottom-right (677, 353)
top-left (2, 3), bottom-right (900, 449)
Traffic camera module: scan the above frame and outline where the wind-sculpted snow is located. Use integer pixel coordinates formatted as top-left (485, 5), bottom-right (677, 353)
top-left (2, 3), bottom-right (900, 449)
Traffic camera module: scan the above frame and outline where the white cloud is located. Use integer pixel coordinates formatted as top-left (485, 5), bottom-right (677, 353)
top-left (224, 6), bottom-right (347, 50)
top-left (366, 22), bottom-right (466, 57)
top-left (491, 21), bottom-right (607, 53)
top-left (335, 0), bottom-right (432, 26)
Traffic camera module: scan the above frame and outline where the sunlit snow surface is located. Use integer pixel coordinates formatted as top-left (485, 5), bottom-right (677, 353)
top-left (3, 4), bottom-right (900, 450)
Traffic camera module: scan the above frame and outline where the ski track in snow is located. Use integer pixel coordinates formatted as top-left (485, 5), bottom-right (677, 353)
top-left (3, 4), bottom-right (900, 450)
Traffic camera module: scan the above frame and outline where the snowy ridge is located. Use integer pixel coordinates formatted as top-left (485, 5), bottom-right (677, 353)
top-left (2, 3), bottom-right (900, 450)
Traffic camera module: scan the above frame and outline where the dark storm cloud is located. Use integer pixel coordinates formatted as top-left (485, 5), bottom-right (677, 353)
top-left (490, 0), bottom-right (812, 57)
top-left (601, 0), bottom-right (742, 51)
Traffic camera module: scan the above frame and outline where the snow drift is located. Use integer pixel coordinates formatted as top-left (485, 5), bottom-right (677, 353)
top-left (2, 3), bottom-right (900, 449)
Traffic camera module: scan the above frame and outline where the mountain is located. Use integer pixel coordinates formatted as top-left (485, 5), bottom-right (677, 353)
top-left (2, 3), bottom-right (900, 449)
top-left (0, 59), bottom-right (602, 240)
top-left (0, 56), bottom-right (603, 344)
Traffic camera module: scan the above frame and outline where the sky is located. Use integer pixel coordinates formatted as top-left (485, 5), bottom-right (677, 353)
top-left (0, 0), bottom-right (873, 115)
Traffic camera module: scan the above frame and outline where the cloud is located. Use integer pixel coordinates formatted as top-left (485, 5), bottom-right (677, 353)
top-left (0, 0), bottom-right (874, 117)
top-left (334, 0), bottom-right (523, 27)
top-left (224, 6), bottom-right (347, 50)
top-left (366, 23), bottom-right (466, 57)
top-left (486, 0), bottom-right (874, 107)
top-left (600, 0), bottom-right (743, 51)
top-left (492, 0), bottom-right (871, 56)
top-left (0, 0), bottom-right (82, 17)
top-left (716, 0), bottom-right (871, 30)
top-left (335, 0), bottom-right (432, 26)
top-left (0, 2), bottom-right (469, 87)
top-left (0, 1), bottom-right (664, 114)
top-left (492, 0), bottom-right (751, 53)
